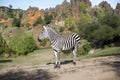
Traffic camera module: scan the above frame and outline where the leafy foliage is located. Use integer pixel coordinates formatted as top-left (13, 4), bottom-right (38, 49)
top-left (33, 17), bottom-right (43, 26)
top-left (9, 33), bottom-right (36, 55)
top-left (78, 13), bottom-right (92, 26)
top-left (79, 2), bottom-right (87, 13)
top-left (0, 33), bottom-right (12, 56)
top-left (78, 12), bottom-right (120, 48)
top-left (7, 10), bottom-right (14, 18)
top-left (59, 27), bottom-right (65, 32)
top-left (2, 28), bottom-right (36, 56)
top-left (13, 18), bottom-right (21, 27)
top-left (26, 23), bottom-right (31, 30)
top-left (9, 5), bottom-right (12, 9)
top-left (78, 13), bottom-right (94, 40)
top-left (93, 7), bottom-right (104, 20)
top-left (44, 14), bottom-right (53, 24)
top-left (65, 17), bottom-right (75, 31)
top-left (77, 42), bottom-right (92, 56)
top-left (100, 13), bottom-right (120, 29)
top-left (93, 25), bottom-right (114, 41)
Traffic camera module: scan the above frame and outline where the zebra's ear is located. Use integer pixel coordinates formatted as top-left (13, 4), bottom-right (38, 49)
top-left (43, 25), bottom-right (47, 29)
top-left (47, 24), bottom-right (49, 27)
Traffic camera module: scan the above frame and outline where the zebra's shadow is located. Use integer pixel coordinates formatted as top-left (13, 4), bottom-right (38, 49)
top-left (46, 60), bottom-right (73, 65)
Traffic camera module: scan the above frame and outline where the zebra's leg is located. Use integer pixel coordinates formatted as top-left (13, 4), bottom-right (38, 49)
top-left (72, 47), bottom-right (77, 65)
top-left (53, 50), bottom-right (61, 68)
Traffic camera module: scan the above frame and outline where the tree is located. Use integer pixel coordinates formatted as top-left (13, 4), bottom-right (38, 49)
top-left (44, 14), bottom-right (53, 24)
top-left (93, 6), bottom-right (105, 20)
top-left (79, 13), bottom-right (92, 24)
top-left (77, 13), bottom-right (92, 35)
top-left (8, 5), bottom-right (14, 18)
top-left (0, 33), bottom-right (12, 56)
top-left (79, 2), bottom-right (87, 13)
top-left (116, 26), bottom-right (120, 36)
top-left (93, 25), bottom-right (114, 41)
top-left (100, 13), bottom-right (120, 29)
top-left (13, 18), bottom-right (21, 27)
top-left (65, 17), bottom-right (75, 31)
top-left (59, 27), bottom-right (65, 32)
top-left (33, 17), bottom-right (43, 26)
top-left (79, 21), bottom-right (100, 41)
top-left (26, 23), bottom-right (31, 30)
top-left (9, 5), bottom-right (12, 9)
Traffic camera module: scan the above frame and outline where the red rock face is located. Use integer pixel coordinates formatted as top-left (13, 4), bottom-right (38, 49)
top-left (21, 7), bottom-right (44, 27)
top-left (99, 1), bottom-right (113, 12)
top-left (114, 3), bottom-right (120, 17)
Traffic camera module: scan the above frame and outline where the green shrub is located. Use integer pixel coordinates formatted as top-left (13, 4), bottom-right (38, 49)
top-left (44, 14), bottom-right (53, 24)
top-left (79, 2), bottom-right (87, 13)
top-left (83, 43), bottom-right (92, 52)
top-left (0, 33), bottom-right (12, 56)
top-left (2, 27), bottom-right (36, 56)
top-left (9, 34), bottom-right (36, 55)
top-left (59, 27), bottom-right (65, 32)
top-left (33, 17), bottom-right (43, 26)
top-left (13, 18), bottom-right (21, 27)
top-left (77, 47), bottom-right (86, 56)
top-left (65, 18), bottom-right (75, 28)
top-left (77, 43), bottom-right (92, 56)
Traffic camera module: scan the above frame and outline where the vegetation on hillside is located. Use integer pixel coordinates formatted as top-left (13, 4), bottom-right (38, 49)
top-left (1, 28), bottom-right (36, 57)
top-left (0, 33), bottom-right (12, 57)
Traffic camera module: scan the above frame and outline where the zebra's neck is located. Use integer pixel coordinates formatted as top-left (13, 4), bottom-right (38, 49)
top-left (47, 28), bottom-right (61, 44)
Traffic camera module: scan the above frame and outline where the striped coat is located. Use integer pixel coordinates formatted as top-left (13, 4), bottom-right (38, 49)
top-left (38, 25), bottom-right (80, 68)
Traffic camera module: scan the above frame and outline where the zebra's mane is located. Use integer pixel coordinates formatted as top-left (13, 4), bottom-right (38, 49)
top-left (47, 26), bottom-right (61, 36)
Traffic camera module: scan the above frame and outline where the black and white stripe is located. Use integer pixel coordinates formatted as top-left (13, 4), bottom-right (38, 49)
top-left (38, 25), bottom-right (80, 68)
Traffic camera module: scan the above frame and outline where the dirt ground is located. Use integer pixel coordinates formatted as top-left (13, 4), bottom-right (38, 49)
top-left (0, 54), bottom-right (120, 80)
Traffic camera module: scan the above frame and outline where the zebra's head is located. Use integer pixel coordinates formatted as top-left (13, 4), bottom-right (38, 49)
top-left (38, 25), bottom-right (48, 42)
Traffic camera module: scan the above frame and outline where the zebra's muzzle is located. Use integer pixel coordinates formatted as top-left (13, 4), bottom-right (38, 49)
top-left (38, 38), bottom-right (42, 42)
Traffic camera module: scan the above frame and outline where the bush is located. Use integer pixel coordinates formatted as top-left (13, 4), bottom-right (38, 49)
top-left (59, 27), bottom-right (65, 32)
top-left (100, 13), bottom-right (120, 29)
top-left (0, 33), bottom-right (12, 56)
top-left (44, 14), bottom-right (53, 24)
top-left (83, 43), bottom-right (92, 52)
top-left (77, 47), bottom-right (86, 56)
top-left (2, 28), bottom-right (36, 56)
top-left (13, 18), bottom-right (21, 27)
top-left (33, 17), bottom-right (43, 26)
top-left (79, 2), bottom-right (87, 13)
top-left (77, 43), bottom-right (92, 56)
top-left (93, 24), bottom-right (114, 41)
top-left (65, 18), bottom-right (75, 29)
top-left (9, 33), bottom-right (36, 55)
top-left (79, 21), bottom-right (100, 40)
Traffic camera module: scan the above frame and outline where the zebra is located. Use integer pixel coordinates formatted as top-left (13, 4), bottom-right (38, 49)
top-left (38, 25), bottom-right (80, 68)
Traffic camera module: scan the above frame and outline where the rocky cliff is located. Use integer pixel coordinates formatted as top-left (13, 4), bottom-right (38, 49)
top-left (21, 7), bottom-right (44, 28)
top-left (114, 3), bottom-right (120, 17)
top-left (0, 0), bottom-right (119, 27)
top-left (99, 1), bottom-right (113, 12)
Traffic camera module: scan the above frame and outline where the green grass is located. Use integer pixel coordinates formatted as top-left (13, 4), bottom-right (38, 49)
top-left (28, 48), bottom-right (52, 55)
top-left (79, 47), bottom-right (120, 59)
top-left (0, 47), bottom-right (120, 69)
top-left (0, 48), bottom-right (52, 69)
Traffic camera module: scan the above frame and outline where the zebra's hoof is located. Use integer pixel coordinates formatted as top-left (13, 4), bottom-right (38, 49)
top-left (54, 65), bottom-right (60, 69)
top-left (73, 62), bottom-right (76, 65)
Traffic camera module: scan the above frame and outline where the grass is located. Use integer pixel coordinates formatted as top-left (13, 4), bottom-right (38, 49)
top-left (0, 48), bottom-right (52, 69)
top-left (79, 47), bottom-right (120, 59)
top-left (0, 47), bottom-right (120, 69)
top-left (28, 48), bottom-right (52, 55)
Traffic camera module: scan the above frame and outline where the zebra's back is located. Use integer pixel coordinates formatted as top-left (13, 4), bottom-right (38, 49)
top-left (61, 33), bottom-right (80, 50)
